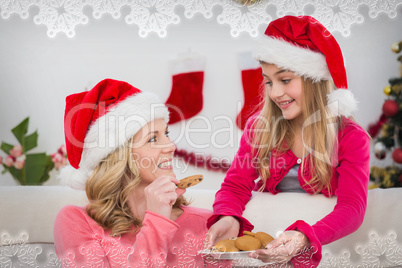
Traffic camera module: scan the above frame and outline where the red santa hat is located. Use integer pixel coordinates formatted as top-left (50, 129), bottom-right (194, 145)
top-left (253, 15), bottom-right (357, 117)
top-left (60, 78), bottom-right (169, 190)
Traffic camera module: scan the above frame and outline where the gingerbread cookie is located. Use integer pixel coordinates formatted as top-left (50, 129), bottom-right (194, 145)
top-left (214, 239), bottom-right (239, 252)
top-left (255, 232), bottom-right (274, 248)
top-left (177, 175), bottom-right (203, 189)
top-left (235, 235), bottom-right (262, 251)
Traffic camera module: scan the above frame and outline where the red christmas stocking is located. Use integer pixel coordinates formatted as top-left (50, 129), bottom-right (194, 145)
top-left (165, 54), bottom-right (206, 125)
top-left (236, 52), bottom-right (265, 130)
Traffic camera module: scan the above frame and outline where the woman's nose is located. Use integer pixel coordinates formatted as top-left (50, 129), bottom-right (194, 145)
top-left (161, 138), bottom-right (176, 154)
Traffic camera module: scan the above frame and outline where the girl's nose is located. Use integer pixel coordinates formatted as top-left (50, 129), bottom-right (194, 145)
top-left (269, 84), bottom-right (284, 100)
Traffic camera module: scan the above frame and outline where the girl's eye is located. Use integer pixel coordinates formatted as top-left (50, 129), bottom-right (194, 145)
top-left (165, 131), bottom-right (170, 137)
top-left (282, 79), bottom-right (290, 84)
top-left (265, 81), bottom-right (272, 86)
top-left (148, 136), bottom-right (157, 143)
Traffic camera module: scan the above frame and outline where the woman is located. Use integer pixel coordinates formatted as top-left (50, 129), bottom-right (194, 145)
top-left (54, 79), bottom-right (221, 267)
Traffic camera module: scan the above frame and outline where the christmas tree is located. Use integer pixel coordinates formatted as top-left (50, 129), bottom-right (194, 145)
top-left (369, 41), bottom-right (402, 188)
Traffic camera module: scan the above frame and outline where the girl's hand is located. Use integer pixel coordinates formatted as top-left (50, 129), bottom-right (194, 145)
top-left (205, 216), bottom-right (240, 249)
top-left (249, 231), bottom-right (310, 264)
top-left (144, 176), bottom-right (186, 219)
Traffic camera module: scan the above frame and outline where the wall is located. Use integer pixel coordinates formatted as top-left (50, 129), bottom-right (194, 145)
top-left (0, 4), bottom-right (401, 188)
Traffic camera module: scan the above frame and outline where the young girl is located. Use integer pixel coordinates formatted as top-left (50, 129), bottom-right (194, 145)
top-left (54, 79), bottom-right (223, 267)
top-left (207, 16), bottom-right (370, 266)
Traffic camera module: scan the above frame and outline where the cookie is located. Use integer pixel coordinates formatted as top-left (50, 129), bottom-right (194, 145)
top-left (214, 239), bottom-right (239, 252)
top-left (234, 235), bottom-right (262, 251)
top-left (177, 175), bottom-right (203, 189)
top-left (243, 231), bottom-right (256, 237)
top-left (255, 232), bottom-right (274, 248)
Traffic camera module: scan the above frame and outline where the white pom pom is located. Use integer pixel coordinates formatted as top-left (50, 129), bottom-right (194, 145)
top-left (58, 166), bottom-right (90, 191)
top-left (327, 89), bottom-right (358, 117)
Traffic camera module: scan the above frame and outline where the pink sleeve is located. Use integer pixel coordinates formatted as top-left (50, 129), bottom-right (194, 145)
top-left (54, 206), bottom-right (180, 266)
top-left (207, 121), bottom-right (259, 235)
top-left (286, 125), bottom-right (370, 266)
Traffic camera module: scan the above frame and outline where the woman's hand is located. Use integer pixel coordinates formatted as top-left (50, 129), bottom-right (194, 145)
top-left (144, 176), bottom-right (186, 219)
top-left (249, 231), bottom-right (310, 264)
top-left (205, 216), bottom-right (240, 249)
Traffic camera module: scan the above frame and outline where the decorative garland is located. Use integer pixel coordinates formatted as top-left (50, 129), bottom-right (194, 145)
top-left (174, 148), bottom-right (231, 173)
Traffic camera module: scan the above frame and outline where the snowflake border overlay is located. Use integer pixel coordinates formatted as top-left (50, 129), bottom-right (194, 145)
top-left (320, 231), bottom-right (402, 268)
top-left (1, 231), bottom-right (402, 266)
top-left (0, 0), bottom-right (401, 38)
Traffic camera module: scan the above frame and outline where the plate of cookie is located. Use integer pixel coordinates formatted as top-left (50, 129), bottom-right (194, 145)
top-left (199, 231), bottom-right (275, 262)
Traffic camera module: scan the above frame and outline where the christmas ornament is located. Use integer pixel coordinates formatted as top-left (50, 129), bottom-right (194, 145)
top-left (392, 84), bottom-right (402, 95)
top-left (165, 53), bottom-right (205, 125)
top-left (367, 113), bottom-right (387, 138)
top-left (382, 99), bottom-right (399, 117)
top-left (374, 142), bottom-right (387, 160)
top-left (391, 41), bottom-right (402, 53)
top-left (392, 148), bottom-right (402, 163)
top-left (236, 52), bottom-right (264, 130)
top-left (384, 85), bottom-right (391, 96)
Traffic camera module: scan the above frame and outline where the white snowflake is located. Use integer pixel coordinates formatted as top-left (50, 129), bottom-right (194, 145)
top-left (42, 252), bottom-right (62, 268)
top-left (125, 0), bottom-right (180, 38)
top-left (217, 0), bottom-right (271, 37)
top-left (269, 0), bottom-right (312, 17)
top-left (177, 0), bottom-right (217, 19)
top-left (355, 231), bottom-right (402, 267)
top-left (320, 250), bottom-right (354, 268)
top-left (0, 232), bottom-right (41, 267)
top-left (362, 0), bottom-right (402, 18)
top-left (33, 0), bottom-right (89, 38)
top-left (312, 0), bottom-right (364, 37)
top-left (88, 0), bottom-right (129, 19)
top-left (0, 0), bottom-right (36, 19)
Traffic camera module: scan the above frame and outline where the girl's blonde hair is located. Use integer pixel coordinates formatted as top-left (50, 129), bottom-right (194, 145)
top-left (251, 77), bottom-right (341, 196)
top-left (85, 139), bottom-right (188, 236)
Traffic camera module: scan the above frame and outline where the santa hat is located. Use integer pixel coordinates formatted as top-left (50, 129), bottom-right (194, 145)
top-left (253, 15), bottom-right (357, 117)
top-left (59, 78), bottom-right (169, 190)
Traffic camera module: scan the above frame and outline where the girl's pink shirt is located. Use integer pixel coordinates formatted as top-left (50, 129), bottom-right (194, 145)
top-left (207, 116), bottom-right (371, 266)
top-left (54, 205), bottom-right (224, 267)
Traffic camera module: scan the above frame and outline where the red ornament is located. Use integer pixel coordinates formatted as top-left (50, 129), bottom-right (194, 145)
top-left (392, 148), bottom-right (402, 163)
top-left (382, 100), bottom-right (399, 117)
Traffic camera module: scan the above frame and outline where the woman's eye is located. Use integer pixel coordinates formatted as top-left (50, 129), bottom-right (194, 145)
top-left (148, 136), bottom-right (157, 143)
top-left (165, 131), bottom-right (170, 137)
top-left (282, 79), bottom-right (290, 84)
top-left (265, 81), bottom-right (272, 86)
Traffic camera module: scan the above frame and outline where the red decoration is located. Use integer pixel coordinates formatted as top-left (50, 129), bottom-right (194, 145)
top-left (236, 67), bottom-right (264, 130)
top-left (174, 148), bottom-right (231, 172)
top-left (382, 100), bottom-right (399, 117)
top-left (392, 148), bottom-right (402, 163)
top-left (367, 113), bottom-right (387, 138)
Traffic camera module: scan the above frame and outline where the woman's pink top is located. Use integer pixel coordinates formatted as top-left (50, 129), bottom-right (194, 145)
top-left (54, 205), bottom-right (224, 267)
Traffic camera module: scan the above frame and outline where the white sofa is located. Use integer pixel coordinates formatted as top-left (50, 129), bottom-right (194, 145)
top-left (1, 186), bottom-right (402, 267)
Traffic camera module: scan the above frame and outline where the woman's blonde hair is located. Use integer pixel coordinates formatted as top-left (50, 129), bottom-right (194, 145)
top-left (85, 138), bottom-right (188, 236)
top-left (251, 76), bottom-right (341, 196)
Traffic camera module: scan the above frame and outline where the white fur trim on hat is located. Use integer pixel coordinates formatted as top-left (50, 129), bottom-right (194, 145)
top-left (253, 36), bottom-right (332, 83)
top-left (327, 89), bottom-right (358, 117)
top-left (59, 165), bottom-right (91, 190)
top-left (60, 91), bottom-right (169, 190)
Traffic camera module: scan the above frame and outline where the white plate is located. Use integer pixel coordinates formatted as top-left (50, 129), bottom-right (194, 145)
top-left (199, 250), bottom-right (274, 266)
top-left (198, 249), bottom-right (254, 260)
